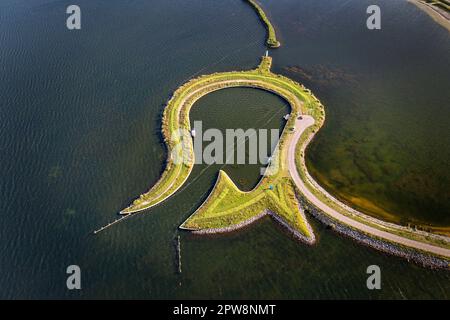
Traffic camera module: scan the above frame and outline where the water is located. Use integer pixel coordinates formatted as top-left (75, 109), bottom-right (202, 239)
top-left (0, 0), bottom-right (448, 299)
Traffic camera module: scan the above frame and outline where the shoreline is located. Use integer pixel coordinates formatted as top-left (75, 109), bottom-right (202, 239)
top-left (186, 209), bottom-right (316, 245)
top-left (301, 195), bottom-right (449, 269)
top-left (408, 0), bottom-right (450, 32)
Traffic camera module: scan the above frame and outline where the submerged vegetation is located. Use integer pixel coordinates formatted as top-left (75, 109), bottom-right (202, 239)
top-left (245, 0), bottom-right (281, 48)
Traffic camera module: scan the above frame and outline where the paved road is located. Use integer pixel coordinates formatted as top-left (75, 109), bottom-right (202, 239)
top-left (288, 115), bottom-right (450, 258)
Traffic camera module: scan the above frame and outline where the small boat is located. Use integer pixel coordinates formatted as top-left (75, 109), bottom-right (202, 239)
top-left (283, 114), bottom-right (290, 120)
top-left (191, 129), bottom-right (196, 137)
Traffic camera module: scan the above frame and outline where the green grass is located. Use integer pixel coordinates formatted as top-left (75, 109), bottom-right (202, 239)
top-left (180, 171), bottom-right (312, 237)
top-left (245, 0), bottom-right (281, 48)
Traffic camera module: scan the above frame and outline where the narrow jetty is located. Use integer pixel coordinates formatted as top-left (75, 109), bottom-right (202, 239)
top-left (175, 235), bottom-right (182, 274)
top-left (93, 215), bottom-right (129, 234)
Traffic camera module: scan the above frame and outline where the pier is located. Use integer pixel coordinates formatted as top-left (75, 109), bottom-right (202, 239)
top-left (93, 214), bottom-right (130, 234)
top-left (176, 235), bottom-right (182, 274)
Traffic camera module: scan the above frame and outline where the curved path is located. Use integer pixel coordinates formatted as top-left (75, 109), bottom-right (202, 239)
top-left (288, 115), bottom-right (450, 258)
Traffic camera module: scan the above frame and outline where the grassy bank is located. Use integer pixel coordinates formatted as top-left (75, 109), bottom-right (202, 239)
top-left (245, 0), bottom-right (281, 48)
top-left (178, 57), bottom-right (323, 239)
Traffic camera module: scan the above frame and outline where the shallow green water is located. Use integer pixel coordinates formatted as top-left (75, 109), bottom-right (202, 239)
top-left (267, 0), bottom-right (450, 229)
top-left (0, 0), bottom-right (448, 299)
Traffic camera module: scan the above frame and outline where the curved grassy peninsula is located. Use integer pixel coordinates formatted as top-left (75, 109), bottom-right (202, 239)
top-left (245, 0), bottom-right (281, 48)
top-left (120, 55), bottom-right (450, 266)
top-left (122, 57), bottom-right (322, 243)
top-left (179, 60), bottom-right (322, 241)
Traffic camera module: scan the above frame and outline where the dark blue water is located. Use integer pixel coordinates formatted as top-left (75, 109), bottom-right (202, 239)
top-left (0, 0), bottom-right (449, 299)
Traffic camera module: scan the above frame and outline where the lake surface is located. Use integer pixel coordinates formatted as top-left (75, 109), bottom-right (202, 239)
top-left (0, 0), bottom-right (448, 299)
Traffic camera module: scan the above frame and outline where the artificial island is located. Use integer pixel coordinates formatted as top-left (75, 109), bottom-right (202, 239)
top-left (116, 1), bottom-right (450, 268)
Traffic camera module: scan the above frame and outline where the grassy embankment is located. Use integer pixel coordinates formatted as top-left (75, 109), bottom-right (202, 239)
top-left (179, 57), bottom-right (325, 238)
top-left (245, 0), bottom-right (281, 48)
top-left (122, 56), bottom-right (324, 241)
